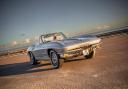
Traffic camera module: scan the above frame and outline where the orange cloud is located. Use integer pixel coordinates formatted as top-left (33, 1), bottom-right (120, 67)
top-left (96, 25), bottom-right (111, 30)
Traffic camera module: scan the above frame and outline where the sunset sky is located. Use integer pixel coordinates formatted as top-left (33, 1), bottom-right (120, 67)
top-left (0, 0), bottom-right (128, 46)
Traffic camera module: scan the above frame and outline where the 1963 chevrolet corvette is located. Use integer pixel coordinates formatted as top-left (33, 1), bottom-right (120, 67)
top-left (27, 32), bottom-right (101, 68)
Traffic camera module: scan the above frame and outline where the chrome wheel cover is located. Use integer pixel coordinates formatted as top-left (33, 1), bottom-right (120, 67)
top-left (51, 52), bottom-right (58, 66)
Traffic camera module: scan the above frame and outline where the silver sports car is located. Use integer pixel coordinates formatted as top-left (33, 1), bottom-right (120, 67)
top-left (27, 32), bottom-right (101, 68)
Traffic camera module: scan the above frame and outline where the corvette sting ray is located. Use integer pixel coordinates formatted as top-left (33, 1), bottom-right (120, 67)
top-left (27, 32), bottom-right (101, 68)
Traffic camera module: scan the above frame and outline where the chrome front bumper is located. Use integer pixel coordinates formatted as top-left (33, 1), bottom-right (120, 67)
top-left (60, 48), bottom-right (83, 58)
top-left (60, 43), bottom-right (100, 58)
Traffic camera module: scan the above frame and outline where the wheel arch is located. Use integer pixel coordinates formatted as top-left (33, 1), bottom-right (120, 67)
top-left (47, 49), bottom-right (60, 58)
top-left (27, 51), bottom-right (31, 55)
top-left (27, 51), bottom-right (35, 57)
top-left (47, 49), bottom-right (53, 57)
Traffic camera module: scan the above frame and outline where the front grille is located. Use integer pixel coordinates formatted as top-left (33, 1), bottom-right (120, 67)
top-left (67, 45), bottom-right (90, 52)
top-left (65, 44), bottom-right (98, 55)
top-left (66, 48), bottom-right (82, 55)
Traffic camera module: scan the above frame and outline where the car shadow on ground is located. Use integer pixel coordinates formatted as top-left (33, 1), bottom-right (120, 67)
top-left (0, 58), bottom-right (84, 77)
top-left (0, 62), bottom-right (54, 77)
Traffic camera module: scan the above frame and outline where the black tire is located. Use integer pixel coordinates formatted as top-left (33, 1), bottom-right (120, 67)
top-left (84, 50), bottom-right (95, 59)
top-left (28, 52), bottom-right (38, 65)
top-left (50, 50), bottom-right (63, 69)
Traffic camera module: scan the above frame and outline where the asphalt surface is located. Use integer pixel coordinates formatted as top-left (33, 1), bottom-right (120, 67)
top-left (0, 34), bottom-right (128, 89)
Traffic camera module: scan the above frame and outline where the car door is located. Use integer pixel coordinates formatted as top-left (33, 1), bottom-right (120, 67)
top-left (33, 43), bottom-right (49, 60)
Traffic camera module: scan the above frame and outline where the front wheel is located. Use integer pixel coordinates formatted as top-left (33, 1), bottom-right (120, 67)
top-left (84, 49), bottom-right (95, 59)
top-left (50, 50), bottom-right (63, 69)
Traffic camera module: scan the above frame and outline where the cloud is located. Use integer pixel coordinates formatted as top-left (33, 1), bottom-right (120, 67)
top-left (25, 38), bottom-right (30, 43)
top-left (96, 25), bottom-right (111, 30)
top-left (12, 41), bottom-right (17, 45)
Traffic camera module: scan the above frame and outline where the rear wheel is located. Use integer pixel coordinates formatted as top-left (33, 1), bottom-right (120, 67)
top-left (84, 49), bottom-right (95, 59)
top-left (50, 50), bottom-right (63, 69)
top-left (28, 52), bottom-right (38, 65)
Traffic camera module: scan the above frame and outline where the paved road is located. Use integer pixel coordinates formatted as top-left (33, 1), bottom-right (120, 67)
top-left (0, 34), bottom-right (128, 89)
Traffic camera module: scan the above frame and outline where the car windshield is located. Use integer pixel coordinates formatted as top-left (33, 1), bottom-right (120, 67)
top-left (41, 32), bottom-right (66, 43)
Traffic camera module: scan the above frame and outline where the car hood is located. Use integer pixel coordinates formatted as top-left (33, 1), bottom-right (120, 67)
top-left (57, 38), bottom-right (81, 46)
top-left (57, 37), bottom-right (100, 47)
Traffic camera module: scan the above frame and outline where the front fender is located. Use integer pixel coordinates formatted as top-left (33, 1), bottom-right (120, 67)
top-left (27, 45), bottom-right (35, 52)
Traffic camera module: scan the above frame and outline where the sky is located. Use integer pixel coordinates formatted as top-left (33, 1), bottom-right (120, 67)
top-left (0, 0), bottom-right (128, 46)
